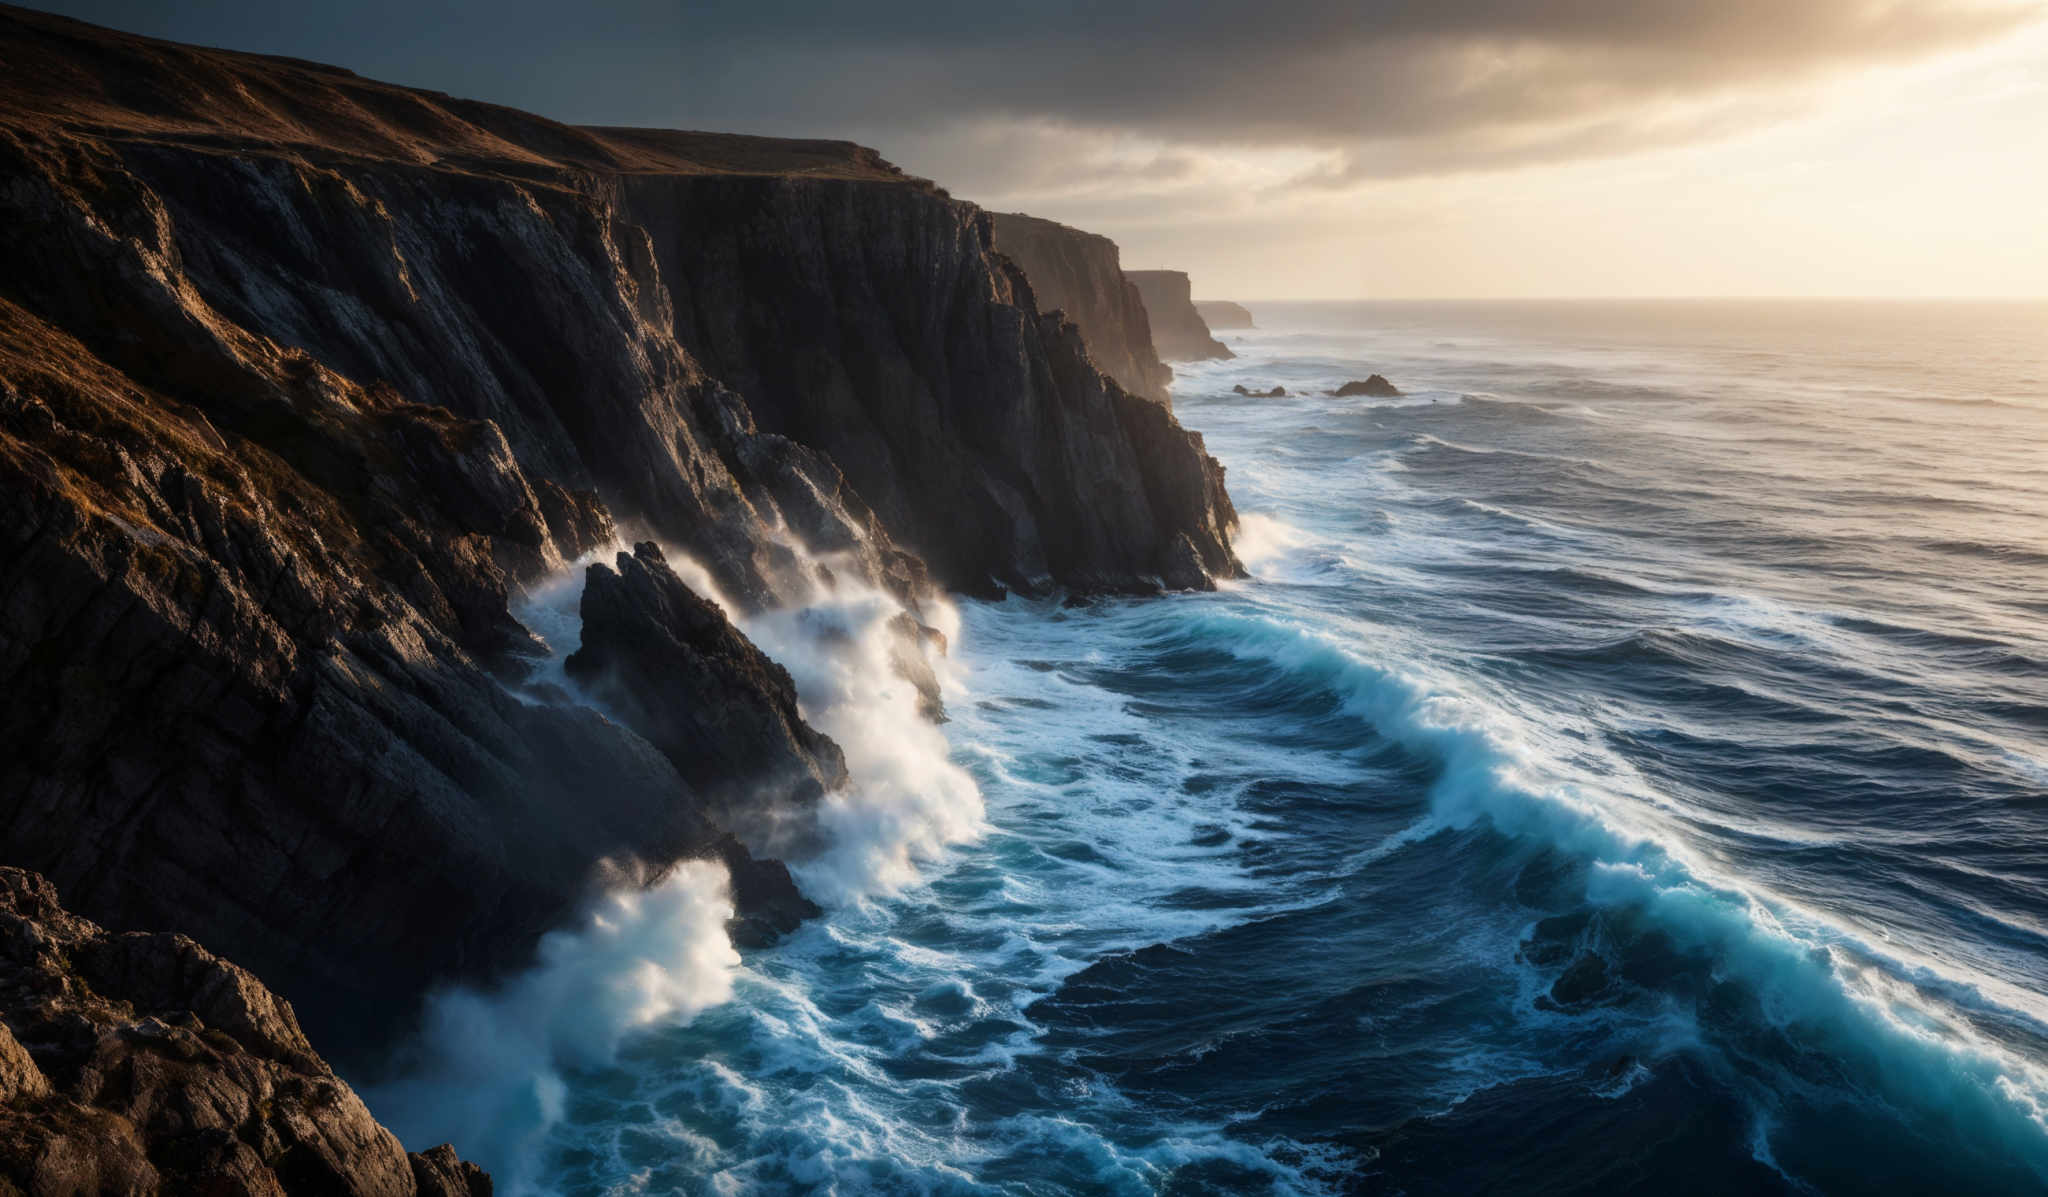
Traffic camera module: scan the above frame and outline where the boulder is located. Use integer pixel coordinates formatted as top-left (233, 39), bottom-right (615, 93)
top-left (1334, 375), bottom-right (1403, 397)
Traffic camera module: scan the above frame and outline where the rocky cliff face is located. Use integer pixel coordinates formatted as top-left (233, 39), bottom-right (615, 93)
top-left (0, 0), bottom-right (1241, 1064)
top-left (1194, 300), bottom-right (1255, 330)
top-left (1127, 271), bottom-right (1235, 362)
top-left (616, 176), bottom-right (1236, 595)
top-left (990, 212), bottom-right (1174, 405)
top-left (0, 867), bottom-right (490, 1195)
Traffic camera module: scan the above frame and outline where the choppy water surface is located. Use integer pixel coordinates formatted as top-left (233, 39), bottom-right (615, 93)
top-left (425, 301), bottom-right (2048, 1195)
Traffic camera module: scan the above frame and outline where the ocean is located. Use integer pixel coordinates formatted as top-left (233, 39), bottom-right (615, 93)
top-left (376, 299), bottom-right (2048, 1195)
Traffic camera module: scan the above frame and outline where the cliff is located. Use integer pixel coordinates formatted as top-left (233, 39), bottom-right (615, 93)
top-left (990, 212), bottom-right (1174, 405)
top-left (0, 0), bottom-right (1240, 1068)
top-left (1127, 271), bottom-right (1234, 361)
top-left (0, 867), bottom-right (489, 1195)
top-left (1194, 300), bottom-right (1255, 330)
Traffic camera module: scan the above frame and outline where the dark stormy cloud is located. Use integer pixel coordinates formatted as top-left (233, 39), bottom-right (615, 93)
top-left (30, 1), bottom-right (2048, 296)
top-left (33, 0), bottom-right (2043, 172)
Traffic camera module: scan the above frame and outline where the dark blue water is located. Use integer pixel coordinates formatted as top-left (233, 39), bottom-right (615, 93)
top-left (385, 300), bottom-right (2048, 1195)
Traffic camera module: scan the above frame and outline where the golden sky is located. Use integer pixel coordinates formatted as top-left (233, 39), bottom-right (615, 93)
top-left (911, 11), bottom-right (2048, 299)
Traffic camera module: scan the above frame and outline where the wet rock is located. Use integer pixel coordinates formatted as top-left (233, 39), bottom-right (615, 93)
top-left (1537, 952), bottom-right (1614, 1010)
top-left (887, 611), bottom-right (948, 722)
top-left (633, 183), bottom-right (1242, 598)
top-left (1334, 375), bottom-right (1402, 397)
top-left (411, 1144), bottom-right (494, 1197)
top-left (716, 837), bottom-right (823, 949)
top-left (566, 542), bottom-right (848, 830)
top-left (1232, 385), bottom-right (1289, 398)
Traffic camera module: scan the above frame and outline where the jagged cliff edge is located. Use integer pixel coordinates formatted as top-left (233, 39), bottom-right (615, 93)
top-left (0, 0), bottom-right (1240, 1119)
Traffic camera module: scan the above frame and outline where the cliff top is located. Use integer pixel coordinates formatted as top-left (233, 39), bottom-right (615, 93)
top-left (0, 3), bottom-right (929, 187)
top-left (994, 210), bottom-right (1120, 249)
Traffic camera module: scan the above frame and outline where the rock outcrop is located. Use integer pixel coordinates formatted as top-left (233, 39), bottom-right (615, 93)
top-left (566, 542), bottom-right (847, 847)
top-left (0, 0), bottom-right (1242, 1067)
top-left (991, 212), bottom-right (1174, 405)
top-left (624, 179), bottom-right (1238, 596)
top-left (1233, 385), bottom-right (1289, 398)
top-left (1335, 375), bottom-right (1403, 397)
top-left (0, 867), bottom-right (489, 1195)
top-left (1127, 271), bottom-right (1235, 362)
top-left (1194, 301), bottom-right (1254, 330)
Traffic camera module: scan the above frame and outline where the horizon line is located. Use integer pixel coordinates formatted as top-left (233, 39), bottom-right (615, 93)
top-left (1198, 294), bottom-right (2048, 305)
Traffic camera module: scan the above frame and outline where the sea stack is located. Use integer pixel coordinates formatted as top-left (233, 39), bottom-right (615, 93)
top-left (1195, 300), bottom-right (1255, 329)
top-left (993, 212), bottom-right (1175, 405)
top-left (1128, 271), bottom-right (1236, 361)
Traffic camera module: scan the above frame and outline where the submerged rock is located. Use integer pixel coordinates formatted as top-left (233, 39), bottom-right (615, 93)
top-left (1334, 375), bottom-right (1403, 397)
top-left (0, 867), bottom-right (489, 1195)
top-left (1233, 385), bottom-right (1289, 398)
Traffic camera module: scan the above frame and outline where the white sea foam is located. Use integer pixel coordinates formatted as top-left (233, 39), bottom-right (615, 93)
top-left (1231, 511), bottom-right (1312, 572)
top-left (368, 538), bottom-right (987, 1188)
top-left (367, 862), bottom-right (740, 1194)
top-left (376, 300), bottom-right (2048, 1191)
top-left (502, 540), bottom-right (626, 703)
top-left (734, 576), bottom-right (986, 902)
top-left (516, 592), bottom-right (1361, 1194)
top-left (1196, 604), bottom-right (2048, 1168)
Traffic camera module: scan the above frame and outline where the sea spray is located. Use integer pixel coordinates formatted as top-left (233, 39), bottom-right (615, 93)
top-left (505, 541), bottom-right (627, 703)
top-left (1229, 512), bottom-right (1313, 571)
top-left (737, 587), bottom-right (984, 901)
top-left (366, 862), bottom-right (740, 1191)
top-left (651, 537), bottom-right (987, 896)
top-left (368, 538), bottom-right (987, 1186)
